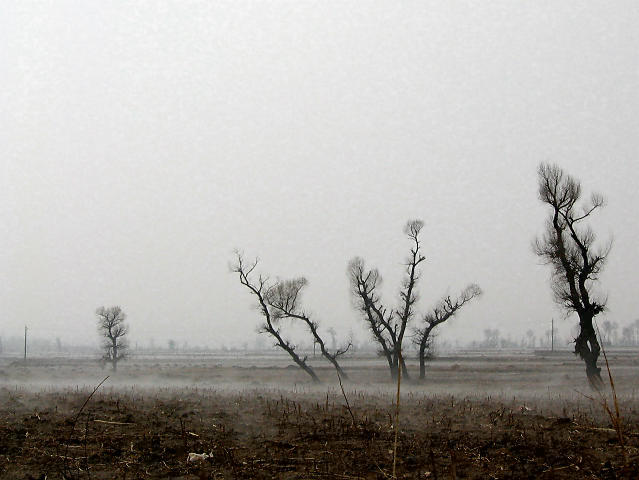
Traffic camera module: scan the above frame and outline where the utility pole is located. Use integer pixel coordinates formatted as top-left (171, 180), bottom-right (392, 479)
top-left (551, 318), bottom-right (554, 352)
top-left (24, 326), bottom-right (28, 362)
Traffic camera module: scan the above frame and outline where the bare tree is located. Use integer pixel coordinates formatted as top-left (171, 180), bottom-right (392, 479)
top-left (601, 320), bottom-right (618, 346)
top-left (347, 220), bottom-right (426, 380)
top-left (348, 257), bottom-right (396, 376)
top-left (95, 306), bottom-right (128, 372)
top-left (266, 278), bottom-right (351, 379)
top-left (414, 284), bottom-right (482, 380)
top-left (620, 320), bottom-right (639, 346)
top-left (326, 328), bottom-right (337, 350)
top-left (393, 220), bottom-right (426, 380)
top-left (484, 329), bottom-right (501, 349)
top-left (231, 253), bottom-right (320, 382)
top-left (601, 320), bottom-right (612, 346)
top-left (534, 163), bottom-right (611, 388)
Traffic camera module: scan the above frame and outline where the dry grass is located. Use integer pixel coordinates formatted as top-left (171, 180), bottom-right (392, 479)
top-left (1, 352), bottom-right (639, 478)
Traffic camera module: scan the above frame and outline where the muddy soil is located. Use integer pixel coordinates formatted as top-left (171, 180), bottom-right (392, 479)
top-left (1, 352), bottom-right (638, 479)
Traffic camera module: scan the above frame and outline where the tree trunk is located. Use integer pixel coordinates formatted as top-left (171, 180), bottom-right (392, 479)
top-left (295, 357), bottom-right (319, 383)
top-left (378, 342), bottom-right (394, 379)
top-left (419, 342), bottom-right (427, 380)
top-left (307, 322), bottom-right (349, 380)
top-left (270, 329), bottom-right (320, 383)
top-left (575, 314), bottom-right (602, 389)
top-left (384, 352), bottom-right (395, 378)
top-left (392, 351), bottom-right (410, 381)
top-left (328, 356), bottom-right (348, 380)
top-left (391, 355), bottom-right (398, 380)
top-left (112, 342), bottom-right (118, 372)
top-left (281, 343), bottom-right (319, 382)
top-left (400, 355), bottom-right (410, 380)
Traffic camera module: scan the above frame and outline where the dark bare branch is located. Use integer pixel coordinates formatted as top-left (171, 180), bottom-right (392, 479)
top-left (535, 162), bottom-right (610, 387)
top-left (232, 251), bottom-right (319, 383)
top-left (414, 284), bottom-right (482, 379)
top-left (347, 257), bottom-right (395, 374)
top-left (394, 219), bottom-right (427, 380)
top-left (266, 276), bottom-right (349, 379)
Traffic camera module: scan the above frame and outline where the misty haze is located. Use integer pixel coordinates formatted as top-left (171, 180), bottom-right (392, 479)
top-left (2, 2), bottom-right (639, 479)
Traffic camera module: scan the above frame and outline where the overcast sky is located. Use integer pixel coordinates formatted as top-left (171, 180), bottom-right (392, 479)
top-left (2, 1), bottom-right (638, 350)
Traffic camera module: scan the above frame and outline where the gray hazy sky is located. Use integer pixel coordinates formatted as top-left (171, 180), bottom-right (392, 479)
top-left (2, 1), bottom-right (638, 349)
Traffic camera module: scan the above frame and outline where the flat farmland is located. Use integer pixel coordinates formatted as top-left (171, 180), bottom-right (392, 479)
top-left (1, 350), bottom-right (638, 479)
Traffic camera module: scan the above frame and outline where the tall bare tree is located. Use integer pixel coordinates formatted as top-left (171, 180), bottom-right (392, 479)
top-left (348, 257), bottom-right (396, 375)
top-left (534, 163), bottom-right (611, 388)
top-left (347, 220), bottom-right (425, 380)
top-left (266, 278), bottom-right (351, 379)
top-left (394, 220), bottom-right (426, 380)
top-left (231, 253), bottom-right (319, 382)
top-left (96, 306), bottom-right (128, 372)
top-left (414, 284), bottom-right (482, 380)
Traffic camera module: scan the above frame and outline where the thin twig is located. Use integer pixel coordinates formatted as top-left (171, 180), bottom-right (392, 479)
top-left (93, 419), bottom-right (134, 425)
top-left (63, 376), bottom-right (110, 478)
top-left (542, 464), bottom-right (576, 473)
top-left (336, 370), bottom-right (356, 426)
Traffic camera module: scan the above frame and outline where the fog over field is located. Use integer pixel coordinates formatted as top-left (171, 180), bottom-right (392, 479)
top-left (2, 2), bottom-right (639, 352)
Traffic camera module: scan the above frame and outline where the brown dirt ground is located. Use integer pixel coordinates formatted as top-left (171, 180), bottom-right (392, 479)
top-left (1, 352), bottom-right (639, 479)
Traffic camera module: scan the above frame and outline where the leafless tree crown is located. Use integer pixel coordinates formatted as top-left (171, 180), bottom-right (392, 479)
top-left (534, 163), bottom-right (610, 315)
top-left (96, 306), bottom-right (128, 339)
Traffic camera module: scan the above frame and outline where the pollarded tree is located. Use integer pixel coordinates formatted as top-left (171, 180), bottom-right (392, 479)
top-left (231, 253), bottom-right (319, 383)
top-left (393, 220), bottom-right (427, 380)
top-left (348, 257), bottom-right (396, 376)
top-left (96, 306), bottom-right (128, 372)
top-left (534, 163), bottom-right (611, 388)
top-left (414, 284), bottom-right (482, 380)
top-left (347, 220), bottom-right (425, 380)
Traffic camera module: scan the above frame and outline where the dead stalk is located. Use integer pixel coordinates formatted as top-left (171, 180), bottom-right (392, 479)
top-left (596, 323), bottom-right (626, 465)
top-left (575, 323), bottom-right (626, 467)
top-left (392, 352), bottom-right (402, 479)
top-left (336, 370), bottom-right (356, 426)
top-left (63, 376), bottom-right (110, 478)
top-left (449, 448), bottom-right (457, 480)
